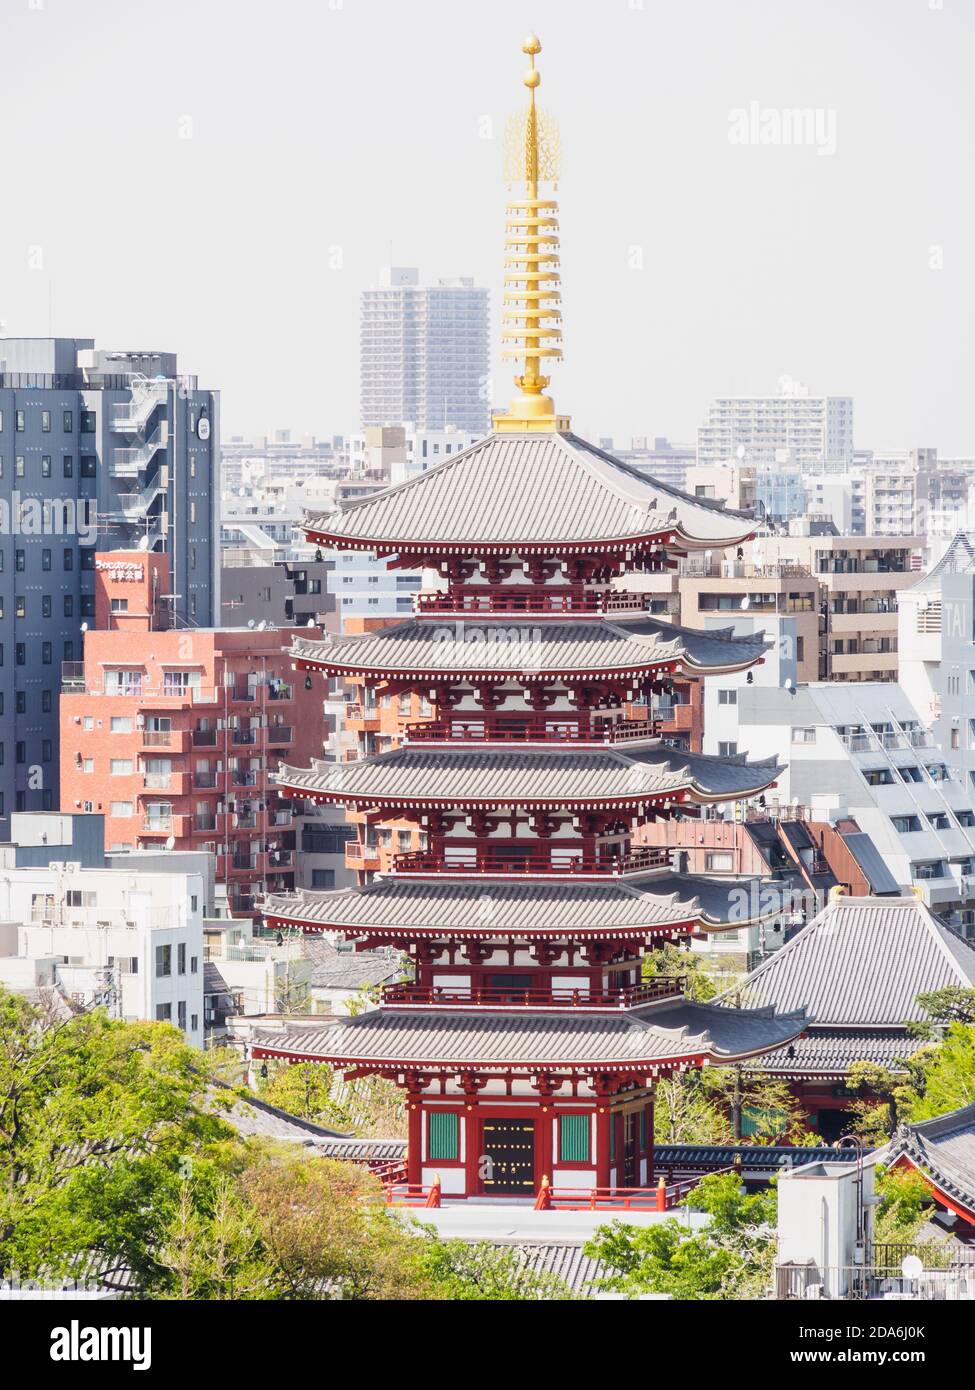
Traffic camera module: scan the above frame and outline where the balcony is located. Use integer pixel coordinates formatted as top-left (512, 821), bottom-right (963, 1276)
top-left (232, 728), bottom-right (259, 746)
top-left (192, 729), bottom-right (219, 747)
top-left (141, 728), bottom-right (191, 752)
top-left (402, 716), bottom-right (660, 745)
top-left (266, 726), bottom-right (294, 746)
top-left (231, 770), bottom-right (260, 788)
top-left (194, 771), bottom-right (218, 788)
top-left (231, 855), bottom-right (262, 874)
top-left (392, 846), bottom-right (672, 878)
top-left (345, 841), bottom-right (382, 872)
top-left (266, 850), bottom-right (294, 870)
top-left (414, 587), bottom-right (660, 617)
top-left (381, 977), bottom-right (686, 1010)
top-left (193, 815), bottom-right (217, 832)
top-left (141, 814), bottom-right (190, 838)
top-left (345, 702), bottom-right (381, 732)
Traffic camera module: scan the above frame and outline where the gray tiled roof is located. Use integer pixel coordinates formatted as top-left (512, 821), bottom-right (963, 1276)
top-left (881, 1102), bottom-right (975, 1215)
top-left (723, 896), bottom-right (975, 1026)
top-left (210, 1082), bottom-right (349, 1140)
top-left (274, 743), bottom-right (781, 808)
top-left (757, 1028), bottom-right (923, 1076)
top-left (243, 997), bottom-right (806, 1071)
top-left (263, 872), bottom-right (784, 939)
top-left (289, 616), bottom-right (767, 680)
top-left (303, 431), bottom-right (756, 552)
top-left (307, 946), bottom-right (402, 991)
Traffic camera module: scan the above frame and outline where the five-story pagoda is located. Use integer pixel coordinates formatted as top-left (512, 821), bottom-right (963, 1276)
top-left (248, 37), bottom-right (806, 1199)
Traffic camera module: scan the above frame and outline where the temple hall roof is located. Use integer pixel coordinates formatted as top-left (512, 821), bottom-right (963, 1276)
top-left (881, 1102), bottom-right (975, 1219)
top-left (303, 431), bottom-right (756, 554)
top-left (724, 895), bottom-right (975, 1027)
top-left (273, 743), bottom-right (781, 809)
top-left (289, 614), bottom-right (768, 681)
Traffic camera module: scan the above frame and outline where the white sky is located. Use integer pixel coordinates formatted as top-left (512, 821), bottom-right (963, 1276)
top-left (1, 0), bottom-right (972, 452)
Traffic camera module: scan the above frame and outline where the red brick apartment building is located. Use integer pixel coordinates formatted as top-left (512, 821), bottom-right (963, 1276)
top-left (60, 552), bottom-right (324, 915)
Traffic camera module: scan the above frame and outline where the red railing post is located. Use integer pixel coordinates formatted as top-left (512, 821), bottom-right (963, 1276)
top-left (534, 1175), bottom-right (553, 1211)
top-left (425, 1174), bottom-right (442, 1208)
top-left (656, 1177), bottom-right (666, 1212)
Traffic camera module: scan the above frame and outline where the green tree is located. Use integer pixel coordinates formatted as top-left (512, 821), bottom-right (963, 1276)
top-left (701, 1064), bottom-right (808, 1143)
top-left (585, 1173), bottom-right (775, 1300)
top-left (909, 987), bottom-right (975, 1041)
top-left (414, 1233), bottom-right (574, 1300)
top-left (653, 1073), bottom-right (733, 1145)
top-left (0, 989), bottom-right (231, 1285)
top-left (908, 1023), bottom-right (975, 1121)
top-left (642, 943), bottom-right (719, 1001)
top-left (258, 1061), bottom-right (352, 1129)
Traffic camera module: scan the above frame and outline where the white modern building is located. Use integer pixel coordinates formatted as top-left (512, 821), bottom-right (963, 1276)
top-left (707, 671), bottom-right (975, 935)
top-left (697, 380), bottom-right (854, 469)
top-left (899, 531), bottom-right (975, 792)
top-left (0, 862), bottom-right (206, 1043)
top-left (360, 267), bottom-right (489, 434)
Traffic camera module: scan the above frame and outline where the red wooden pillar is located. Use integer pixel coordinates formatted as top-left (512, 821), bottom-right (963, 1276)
top-left (537, 1105), bottom-right (554, 1192)
top-left (464, 1105), bottom-right (480, 1196)
top-left (645, 1096), bottom-right (655, 1183)
top-left (595, 1105), bottom-right (610, 1188)
top-left (407, 1098), bottom-right (423, 1187)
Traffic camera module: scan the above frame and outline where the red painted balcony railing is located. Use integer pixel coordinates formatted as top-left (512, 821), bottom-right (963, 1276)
top-left (381, 977), bottom-right (686, 1010)
top-left (415, 587), bottom-right (657, 616)
top-left (391, 846), bottom-right (671, 876)
top-left (402, 716), bottom-right (660, 745)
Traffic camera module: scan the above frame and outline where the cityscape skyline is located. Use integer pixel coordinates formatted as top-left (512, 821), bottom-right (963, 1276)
top-left (0, 0), bottom-right (972, 452)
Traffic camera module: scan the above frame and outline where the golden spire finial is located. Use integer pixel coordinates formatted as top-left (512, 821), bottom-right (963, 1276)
top-left (494, 34), bottom-right (569, 434)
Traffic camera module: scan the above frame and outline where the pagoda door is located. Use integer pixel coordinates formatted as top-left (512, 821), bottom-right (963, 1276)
top-left (481, 1118), bottom-right (536, 1195)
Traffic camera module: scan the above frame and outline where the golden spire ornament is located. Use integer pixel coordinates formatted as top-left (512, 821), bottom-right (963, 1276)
top-left (493, 34), bottom-right (570, 433)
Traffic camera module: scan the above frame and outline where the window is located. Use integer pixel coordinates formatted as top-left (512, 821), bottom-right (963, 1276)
top-left (559, 1113), bottom-right (591, 1164)
top-left (155, 945), bottom-right (172, 978)
top-left (63, 409), bottom-right (73, 432)
top-left (41, 549), bottom-right (51, 571)
top-left (16, 644), bottom-right (26, 666)
top-left (80, 454), bottom-right (96, 477)
top-left (82, 759), bottom-right (94, 774)
top-left (791, 728), bottom-right (816, 744)
top-left (41, 410), bottom-right (51, 432)
top-left (190, 956), bottom-right (199, 974)
top-left (718, 741), bottom-right (738, 756)
top-left (15, 455), bottom-right (24, 478)
top-left (106, 669), bottom-right (143, 696)
top-left (15, 550), bottom-right (24, 572)
top-left (427, 1111), bottom-right (459, 1161)
top-left (178, 943), bottom-right (186, 975)
top-left (42, 690), bottom-right (51, 713)
top-left (311, 869), bottom-right (337, 889)
top-left (178, 1000), bottom-right (187, 1031)
top-left (110, 717), bottom-right (133, 733)
top-left (63, 455), bottom-right (73, 477)
top-left (155, 1004), bottom-right (172, 1022)
top-left (111, 598), bottom-right (129, 613)
top-left (110, 802), bottom-right (133, 817)
top-left (110, 759), bottom-right (134, 776)
top-left (81, 410), bottom-right (96, 433)
top-left (63, 548), bottom-right (73, 571)
top-left (891, 815), bottom-right (922, 834)
top-left (42, 740), bottom-right (52, 763)
top-left (15, 596), bottom-right (25, 618)
top-left (705, 851), bottom-right (735, 872)
top-left (15, 410), bottom-right (24, 432)
top-left (42, 642), bottom-right (52, 665)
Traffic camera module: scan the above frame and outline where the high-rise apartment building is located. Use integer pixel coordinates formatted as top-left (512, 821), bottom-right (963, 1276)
top-left (360, 267), bottom-right (489, 434)
top-left (0, 338), bottom-right (219, 833)
top-left (697, 381), bottom-right (854, 468)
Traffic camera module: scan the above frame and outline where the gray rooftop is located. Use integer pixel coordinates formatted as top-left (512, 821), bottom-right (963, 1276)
top-left (263, 871), bottom-right (785, 940)
top-left (757, 1028), bottom-right (923, 1077)
top-left (242, 997), bottom-right (806, 1071)
top-left (726, 895), bottom-right (975, 1026)
top-left (289, 615), bottom-right (767, 681)
top-left (882, 1102), bottom-right (975, 1217)
top-left (304, 431), bottom-right (755, 552)
top-left (274, 743), bottom-right (781, 808)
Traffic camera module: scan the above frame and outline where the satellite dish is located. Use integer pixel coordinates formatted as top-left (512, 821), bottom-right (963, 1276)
top-left (901, 1255), bottom-right (923, 1280)
top-left (306, 618), bottom-right (314, 627)
top-left (247, 618), bottom-right (256, 629)
top-left (165, 834), bottom-right (176, 850)
top-left (735, 444), bottom-right (746, 460)
top-left (80, 622), bottom-right (88, 633)
top-left (784, 677), bottom-right (794, 691)
top-left (137, 534), bottom-right (150, 551)
top-left (257, 619), bottom-right (267, 630)
top-left (740, 595), bottom-right (750, 610)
